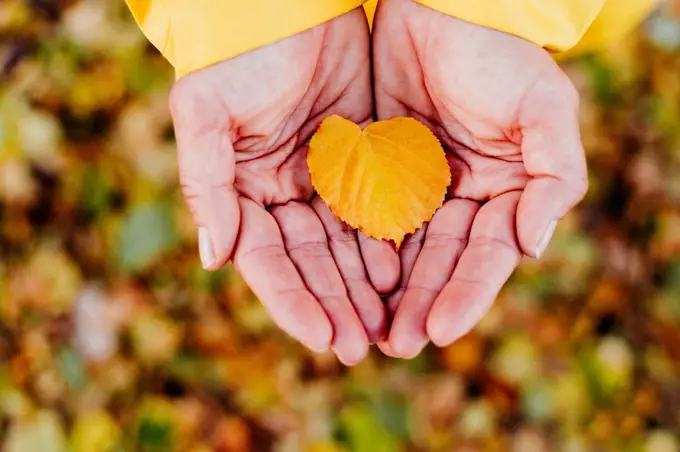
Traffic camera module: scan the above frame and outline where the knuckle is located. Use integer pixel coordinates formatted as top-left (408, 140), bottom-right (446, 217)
top-left (329, 232), bottom-right (356, 248)
top-left (468, 235), bottom-right (519, 255)
top-left (404, 284), bottom-right (439, 297)
top-left (288, 240), bottom-right (329, 259)
top-left (422, 233), bottom-right (467, 250)
top-left (316, 295), bottom-right (349, 311)
top-left (240, 244), bottom-right (287, 264)
top-left (449, 275), bottom-right (488, 288)
top-left (179, 172), bottom-right (233, 199)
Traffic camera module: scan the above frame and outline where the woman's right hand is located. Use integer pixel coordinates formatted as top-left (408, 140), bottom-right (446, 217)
top-left (168, 9), bottom-right (399, 365)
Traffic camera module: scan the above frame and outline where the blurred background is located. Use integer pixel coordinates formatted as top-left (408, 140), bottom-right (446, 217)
top-left (1, 1), bottom-right (680, 451)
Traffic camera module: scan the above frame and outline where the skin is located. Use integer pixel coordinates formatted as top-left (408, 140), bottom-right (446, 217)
top-left (168, 9), bottom-right (399, 365)
top-left (372, 0), bottom-right (588, 358)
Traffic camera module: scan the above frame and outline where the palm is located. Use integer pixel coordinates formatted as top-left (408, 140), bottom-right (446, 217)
top-left (170, 10), bottom-right (398, 364)
top-left (373, 0), bottom-right (587, 357)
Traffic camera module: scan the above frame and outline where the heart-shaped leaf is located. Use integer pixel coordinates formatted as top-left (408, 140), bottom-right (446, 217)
top-left (308, 115), bottom-right (450, 247)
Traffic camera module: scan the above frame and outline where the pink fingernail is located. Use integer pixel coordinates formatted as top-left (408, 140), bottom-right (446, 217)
top-left (536, 220), bottom-right (558, 259)
top-left (309, 344), bottom-right (329, 354)
top-left (198, 227), bottom-right (215, 269)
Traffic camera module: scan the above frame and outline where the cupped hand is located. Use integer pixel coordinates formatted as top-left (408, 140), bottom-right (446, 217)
top-left (168, 10), bottom-right (399, 364)
top-left (373, 0), bottom-right (588, 357)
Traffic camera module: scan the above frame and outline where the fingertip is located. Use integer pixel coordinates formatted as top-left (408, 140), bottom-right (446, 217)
top-left (305, 315), bottom-right (334, 353)
top-left (426, 293), bottom-right (458, 347)
top-left (364, 242), bottom-right (401, 295)
top-left (340, 281), bottom-right (388, 345)
top-left (535, 219), bottom-right (558, 259)
top-left (516, 177), bottom-right (585, 259)
top-left (365, 308), bottom-right (388, 344)
top-left (426, 316), bottom-right (460, 348)
top-left (426, 298), bottom-right (479, 348)
top-left (198, 227), bottom-right (217, 270)
top-left (373, 257), bottom-right (400, 294)
top-left (269, 298), bottom-right (333, 354)
top-left (272, 295), bottom-right (334, 353)
top-left (387, 334), bottom-right (427, 359)
top-left (193, 190), bottom-right (241, 270)
top-left (212, 191), bottom-right (241, 266)
top-left (198, 226), bottom-right (234, 271)
top-left (360, 236), bottom-right (400, 294)
top-left (334, 337), bottom-right (370, 366)
top-left (387, 297), bottom-right (429, 359)
top-left (377, 340), bottom-right (399, 358)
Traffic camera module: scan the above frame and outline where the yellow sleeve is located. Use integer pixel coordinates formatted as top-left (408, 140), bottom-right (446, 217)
top-left (567, 0), bottom-right (660, 55)
top-left (125, 0), bottom-right (367, 78)
top-left (414, 0), bottom-right (660, 53)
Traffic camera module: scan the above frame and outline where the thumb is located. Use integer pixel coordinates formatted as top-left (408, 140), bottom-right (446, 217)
top-left (169, 80), bottom-right (240, 270)
top-left (517, 74), bottom-right (588, 259)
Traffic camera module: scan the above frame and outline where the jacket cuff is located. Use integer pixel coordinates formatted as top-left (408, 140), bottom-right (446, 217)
top-left (566, 0), bottom-right (660, 55)
top-left (413, 0), bottom-right (607, 51)
top-left (125, 0), bottom-right (367, 78)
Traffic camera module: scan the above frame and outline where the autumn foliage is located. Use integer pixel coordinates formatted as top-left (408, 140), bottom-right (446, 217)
top-left (0, 0), bottom-right (679, 451)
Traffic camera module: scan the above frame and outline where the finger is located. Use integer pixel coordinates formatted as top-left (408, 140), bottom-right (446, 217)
top-left (517, 74), bottom-right (588, 259)
top-left (377, 340), bottom-right (400, 358)
top-left (388, 199), bottom-right (479, 358)
top-left (271, 202), bottom-right (369, 365)
top-left (233, 199), bottom-right (332, 352)
top-left (386, 227), bottom-right (427, 317)
top-left (427, 191), bottom-right (522, 347)
top-left (169, 80), bottom-right (240, 270)
top-left (312, 198), bottom-right (387, 343)
top-left (358, 233), bottom-right (400, 295)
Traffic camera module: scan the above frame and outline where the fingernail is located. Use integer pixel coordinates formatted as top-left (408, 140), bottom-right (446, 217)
top-left (198, 227), bottom-right (216, 269)
top-left (393, 340), bottom-right (427, 360)
top-left (536, 220), bottom-right (558, 259)
top-left (428, 320), bottom-right (455, 347)
top-left (309, 344), bottom-right (329, 354)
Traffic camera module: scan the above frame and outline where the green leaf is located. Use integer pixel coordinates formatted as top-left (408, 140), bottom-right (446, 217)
top-left (117, 202), bottom-right (177, 272)
top-left (191, 264), bottom-right (227, 294)
top-left (521, 379), bottom-right (554, 423)
top-left (365, 392), bottom-right (410, 439)
top-left (135, 398), bottom-right (178, 452)
top-left (341, 379), bottom-right (409, 440)
top-left (57, 346), bottom-right (87, 391)
top-left (576, 348), bottom-right (609, 407)
top-left (137, 418), bottom-right (173, 452)
top-left (336, 403), bottom-right (402, 452)
top-left (394, 346), bottom-right (434, 374)
top-left (166, 352), bottom-right (223, 391)
top-left (80, 167), bottom-right (113, 222)
top-left (123, 55), bottom-right (173, 95)
top-left (577, 53), bottom-right (622, 107)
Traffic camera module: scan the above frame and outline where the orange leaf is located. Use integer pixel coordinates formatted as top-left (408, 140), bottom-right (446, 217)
top-left (308, 115), bottom-right (450, 248)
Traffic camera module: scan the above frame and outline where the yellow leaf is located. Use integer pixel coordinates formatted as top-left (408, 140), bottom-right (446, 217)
top-left (308, 116), bottom-right (450, 248)
top-left (71, 411), bottom-right (122, 452)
